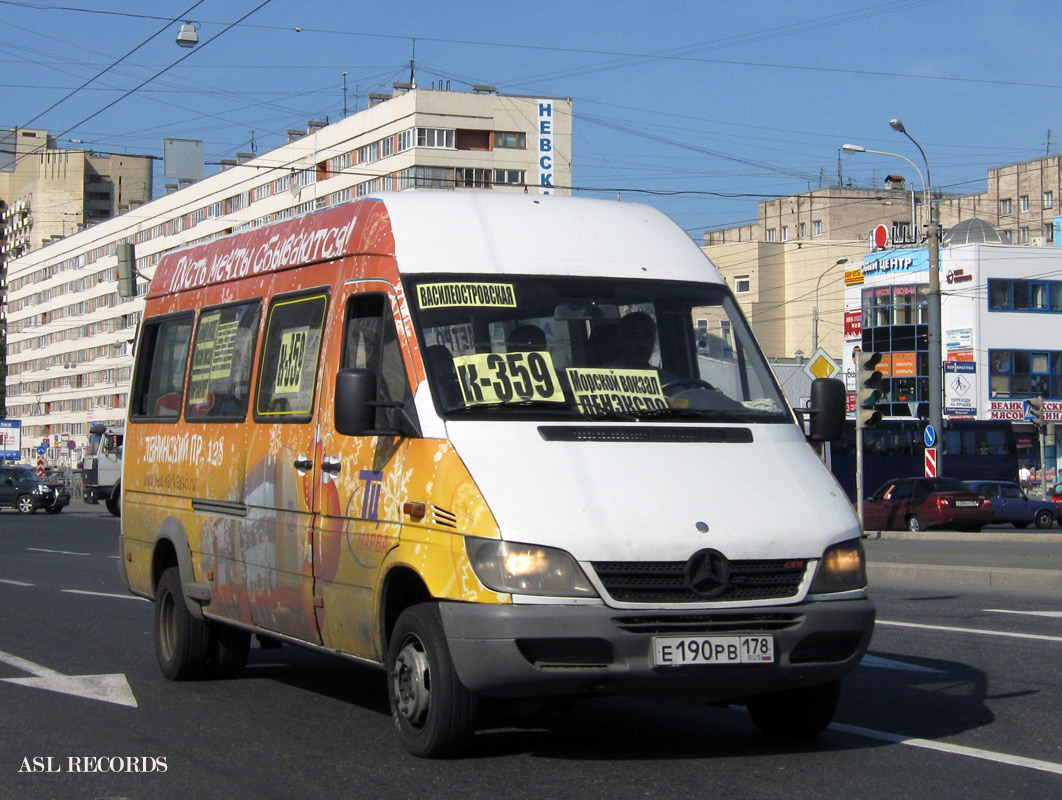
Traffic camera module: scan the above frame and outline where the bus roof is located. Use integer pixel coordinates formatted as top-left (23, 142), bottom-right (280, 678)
top-left (148, 192), bottom-right (723, 298)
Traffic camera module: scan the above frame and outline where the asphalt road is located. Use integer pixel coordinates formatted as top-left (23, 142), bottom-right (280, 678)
top-left (0, 501), bottom-right (1059, 799)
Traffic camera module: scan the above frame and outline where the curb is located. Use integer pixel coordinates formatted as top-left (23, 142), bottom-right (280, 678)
top-left (863, 530), bottom-right (1062, 543)
top-left (867, 562), bottom-right (1062, 592)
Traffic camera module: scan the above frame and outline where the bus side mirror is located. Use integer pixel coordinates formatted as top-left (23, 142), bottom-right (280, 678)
top-left (334, 368), bottom-right (377, 436)
top-left (807, 378), bottom-right (846, 442)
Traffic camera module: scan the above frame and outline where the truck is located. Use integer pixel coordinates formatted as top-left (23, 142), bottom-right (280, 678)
top-left (83, 422), bottom-right (122, 516)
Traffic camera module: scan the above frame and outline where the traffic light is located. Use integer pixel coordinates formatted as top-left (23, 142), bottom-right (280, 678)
top-left (1027, 395), bottom-right (1045, 425)
top-left (856, 350), bottom-right (884, 429)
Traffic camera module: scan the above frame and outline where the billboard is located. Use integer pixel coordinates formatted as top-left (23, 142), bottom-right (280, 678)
top-left (0, 420), bottom-right (22, 460)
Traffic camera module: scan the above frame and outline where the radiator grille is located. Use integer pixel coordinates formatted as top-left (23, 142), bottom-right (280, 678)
top-left (590, 559), bottom-right (807, 603)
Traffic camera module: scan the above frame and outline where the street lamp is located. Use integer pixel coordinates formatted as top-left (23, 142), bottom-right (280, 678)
top-left (176, 21), bottom-right (200, 48)
top-left (812, 256), bottom-right (849, 353)
top-left (843, 121), bottom-right (943, 472)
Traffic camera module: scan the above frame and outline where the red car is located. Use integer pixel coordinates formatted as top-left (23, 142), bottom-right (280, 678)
top-left (863, 477), bottom-right (993, 532)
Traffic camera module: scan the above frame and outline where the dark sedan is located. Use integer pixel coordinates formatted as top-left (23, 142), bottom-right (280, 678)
top-left (965, 480), bottom-right (1057, 529)
top-left (863, 477), bottom-right (993, 532)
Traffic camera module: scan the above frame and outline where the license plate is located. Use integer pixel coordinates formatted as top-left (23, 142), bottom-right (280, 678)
top-left (653, 635), bottom-right (774, 666)
top-left (955, 500), bottom-right (977, 507)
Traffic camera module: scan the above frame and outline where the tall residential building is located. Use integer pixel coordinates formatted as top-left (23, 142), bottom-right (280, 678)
top-left (3, 88), bottom-right (572, 462)
top-left (0, 128), bottom-right (153, 257)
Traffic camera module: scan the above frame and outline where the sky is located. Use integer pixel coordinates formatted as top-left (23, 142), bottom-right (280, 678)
top-left (2, 0), bottom-right (1060, 242)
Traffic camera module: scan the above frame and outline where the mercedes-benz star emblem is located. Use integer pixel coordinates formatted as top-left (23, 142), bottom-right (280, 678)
top-left (685, 549), bottom-right (730, 598)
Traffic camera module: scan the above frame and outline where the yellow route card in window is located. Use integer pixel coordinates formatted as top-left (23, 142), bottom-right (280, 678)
top-left (453, 351), bottom-right (565, 405)
top-left (565, 367), bottom-right (668, 416)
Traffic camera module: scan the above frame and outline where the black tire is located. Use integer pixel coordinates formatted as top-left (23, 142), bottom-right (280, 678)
top-left (154, 566), bottom-right (210, 681)
top-left (106, 483), bottom-right (121, 517)
top-left (44, 506), bottom-right (62, 514)
top-left (16, 495), bottom-right (36, 514)
top-left (906, 515), bottom-right (923, 532)
top-left (387, 603), bottom-right (476, 758)
top-left (1034, 509), bottom-right (1054, 529)
top-left (747, 679), bottom-right (841, 738)
top-left (208, 623), bottom-right (251, 679)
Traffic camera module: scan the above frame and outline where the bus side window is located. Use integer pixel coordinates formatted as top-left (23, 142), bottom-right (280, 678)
top-left (254, 292), bottom-right (328, 422)
top-left (130, 314), bottom-right (194, 421)
top-left (342, 293), bottom-right (413, 430)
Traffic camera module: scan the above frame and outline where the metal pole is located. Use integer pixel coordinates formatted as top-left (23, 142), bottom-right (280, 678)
top-left (1040, 423), bottom-right (1048, 497)
top-left (927, 201), bottom-right (944, 476)
top-left (856, 421), bottom-right (865, 529)
top-left (812, 307), bottom-right (819, 352)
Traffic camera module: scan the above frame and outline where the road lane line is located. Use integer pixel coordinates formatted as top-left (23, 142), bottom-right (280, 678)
top-left (830, 722), bottom-right (1062, 776)
top-left (0, 579), bottom-right (34, 587)
top-left (62, 589), bottom-right (148, 602)
top-left (984, 609), bottom-right (1062, 618)
top-left (26, 547), bottom-right (90, 556)
top-left (876, 619), bottom-right (1062, 643)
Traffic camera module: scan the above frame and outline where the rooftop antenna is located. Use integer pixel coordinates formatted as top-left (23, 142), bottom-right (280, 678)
top-left (250, 130), bottom-right (257, 154)
top-left (1046, 128), bottom-right (1054, 156)
top-left (409, 38), bottom-right (417, 89)
top-left (342, 72), bottom-right (348, 116)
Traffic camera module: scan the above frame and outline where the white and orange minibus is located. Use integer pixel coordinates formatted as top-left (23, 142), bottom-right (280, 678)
top-left (119, 192), bottom-right (873, 757)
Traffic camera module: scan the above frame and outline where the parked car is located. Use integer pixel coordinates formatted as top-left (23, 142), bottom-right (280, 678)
top-left (863, 477), bottom-right (993, 532)
top-left (0, 465), bottom-right (71, 514)
top-left (965, 480), bottom-right (1058, 529)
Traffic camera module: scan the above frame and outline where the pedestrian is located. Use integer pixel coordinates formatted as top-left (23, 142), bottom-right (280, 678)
top-left (1019, 463), bottom-right (1032, 491)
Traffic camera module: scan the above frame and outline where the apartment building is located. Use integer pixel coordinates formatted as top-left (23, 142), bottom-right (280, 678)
top-left (704, 153), bottom-right (1062, 250)
top-left (0, 128), bottom-right (153, 258)
top-left (3, 87), bottom-right (572, 462)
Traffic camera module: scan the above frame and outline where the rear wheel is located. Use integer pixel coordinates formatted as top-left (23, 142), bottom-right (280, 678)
top-left (1034, 509), bottom-right (1054, 529)
top-left (747, 679), bottom-right (841, 738)
top-left (906, 515), bottom-right (923, 532)
top-left (16, 495), bottom-right (36, 514)
top-left (387, 603), bottom-right (476, 758)
top-left (154, 566), bottom-right (210, 680)
top-left (105, 483), bottom-right (121, 517)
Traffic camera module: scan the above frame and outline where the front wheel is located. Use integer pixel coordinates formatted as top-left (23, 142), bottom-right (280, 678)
top-left (906, 515), bottom-right (923, 532)
top-left (387, 604), bottom-right (476, 758)
top-left (1034, 509), bottom-right (1054, 529)
top-left (16, 495), bottom-right (36, 514)
top-left (746, 679), bottom-right (841, 738)
top-left (44, 506), bottom-right (62, 514)
top-left (154, 566), bottom-right (210, 680)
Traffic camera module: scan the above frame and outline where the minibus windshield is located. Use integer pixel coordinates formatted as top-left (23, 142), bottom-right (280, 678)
top-left (406, 274), bottom-right (792, 424)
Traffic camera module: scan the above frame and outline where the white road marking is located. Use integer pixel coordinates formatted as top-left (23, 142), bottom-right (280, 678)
top-left (984, 609), bottom-right (1062, 618)
top-left (876, 619), bottom-right (1062, 643)
top-left (26, 547), bottom-right (90, 556)
top-left (859, 654), bottom-right (947, 674)
top-left (830, 722), bottom-right (1062, 776)
top-left (62, 589), bottom-right (148, 602)
top-left (0, 649), bottom-right (137, 708)
top-left (0, 579), bottom-right (34, 587)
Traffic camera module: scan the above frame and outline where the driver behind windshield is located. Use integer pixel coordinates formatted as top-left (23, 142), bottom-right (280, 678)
top-left (610, 311), bottom-right (676, 383)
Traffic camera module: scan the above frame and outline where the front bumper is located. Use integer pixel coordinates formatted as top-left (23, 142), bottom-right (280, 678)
top-left (47, 492), bottom-right (71, 510)
top-left (440, 597), bottom-right (875, 702)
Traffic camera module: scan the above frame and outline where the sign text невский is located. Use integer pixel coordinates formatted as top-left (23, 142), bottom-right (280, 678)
top-left (538, 100), bottom-right (554, 195)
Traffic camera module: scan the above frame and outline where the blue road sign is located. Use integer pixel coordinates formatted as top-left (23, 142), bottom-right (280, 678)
top-left (923, 424), bottom-right (936, 448)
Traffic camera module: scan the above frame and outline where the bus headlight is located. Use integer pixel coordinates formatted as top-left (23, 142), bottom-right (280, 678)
top-left (466, 538), bottom-right (598, 597)
top-left (809, 539), bottom-right (867, 594)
